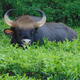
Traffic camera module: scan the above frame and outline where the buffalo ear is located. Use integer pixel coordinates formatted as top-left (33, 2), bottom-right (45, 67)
top-left (4, 29), bottom-right (14, 35)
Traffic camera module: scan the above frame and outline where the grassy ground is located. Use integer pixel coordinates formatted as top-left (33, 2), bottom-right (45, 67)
top-left (0, 19), bottom-right (80, 80)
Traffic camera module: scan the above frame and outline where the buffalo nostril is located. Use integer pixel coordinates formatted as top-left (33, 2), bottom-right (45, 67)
top-left (29, 41), bottom-right (31, 44)
top-left (22, 40), bottom-right (25, 43)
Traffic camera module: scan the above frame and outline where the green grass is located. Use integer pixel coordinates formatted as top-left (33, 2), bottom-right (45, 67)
top-left (0, 19), bottom-right (80, 80)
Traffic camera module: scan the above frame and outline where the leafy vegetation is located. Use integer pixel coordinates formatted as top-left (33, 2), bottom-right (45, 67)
top-left (0, 20), bottom-right (80, 79)
top-left (0, 0), bottom-right (80, 26)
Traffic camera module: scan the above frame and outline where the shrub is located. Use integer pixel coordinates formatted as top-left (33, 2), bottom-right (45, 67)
top-left (0, 3), bottom-right (3, 18)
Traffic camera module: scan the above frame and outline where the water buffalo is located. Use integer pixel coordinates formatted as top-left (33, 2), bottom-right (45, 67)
top-left (4, 9), bottom-right (77, 47)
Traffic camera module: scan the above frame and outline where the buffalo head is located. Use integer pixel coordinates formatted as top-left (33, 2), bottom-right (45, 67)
top-left (4, 9), bottom-right (46, 47)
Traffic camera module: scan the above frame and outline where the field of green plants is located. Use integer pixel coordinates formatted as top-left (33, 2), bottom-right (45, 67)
top-left (0, 0), bottom-right (80, 80)
top-left (0, 19), bottom-right (80, 80)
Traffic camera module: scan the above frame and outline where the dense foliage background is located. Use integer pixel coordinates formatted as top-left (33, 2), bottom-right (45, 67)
top-left (0, 0), bottom-right (80, 26)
